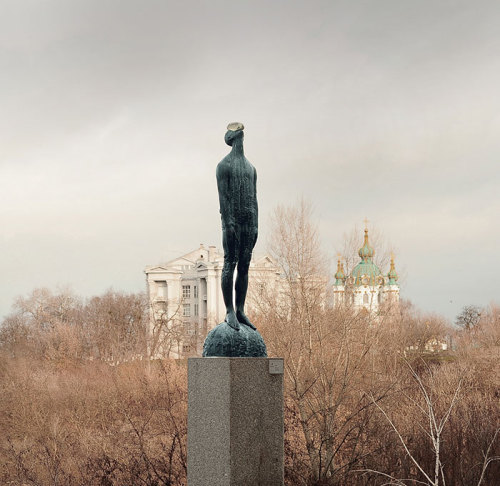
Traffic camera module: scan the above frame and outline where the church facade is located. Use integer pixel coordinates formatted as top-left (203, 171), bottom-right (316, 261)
top-left (333, 228), bottom-right (400, 312)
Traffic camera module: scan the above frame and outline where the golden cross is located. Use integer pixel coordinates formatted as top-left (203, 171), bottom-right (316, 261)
top-left (363, 217), bottom-right (369, 229)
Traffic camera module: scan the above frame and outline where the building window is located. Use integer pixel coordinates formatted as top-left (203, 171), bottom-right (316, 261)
top-left (194, 285), bottom-right (198, 298)
top-left (183, 303), bottom-right (191, 317)
top-left (182, 285), bottom-right (191, 299)
top-left (363, 294), bottom-right (369, 304)
top-left (194, 303), bottom-right (199, 316)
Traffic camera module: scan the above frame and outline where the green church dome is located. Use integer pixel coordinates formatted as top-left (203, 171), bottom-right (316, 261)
top-left (334, 258), bottom-right (346, 285)
top-left (351, 260), bottom-right (382, 285)
top-left (358, 228), bottom-right (375, 259)
top-left (352, 228), bottom-right (383, 286)
top-left (387, 254), bottom-right (399, 285)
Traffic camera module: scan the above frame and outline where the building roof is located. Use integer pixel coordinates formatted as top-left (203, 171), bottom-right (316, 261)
top-left (145, 244), bottom-right (278, 275)
top-left (334, 258), bottom-right (346, 285)
top-left (351, 228), bottom-right (383, 286)
top-left (359, 228), bottom-right (375, 259)
top-left (387, 253), bottom-right (399, 285)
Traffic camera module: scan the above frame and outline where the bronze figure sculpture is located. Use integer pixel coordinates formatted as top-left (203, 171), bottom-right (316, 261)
top-left (202, 123), bottom-right (267, 357)
top-left (216, 122), bottom-right (258, 331)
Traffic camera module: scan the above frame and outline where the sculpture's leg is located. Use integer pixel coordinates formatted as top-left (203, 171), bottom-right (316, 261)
top-left (235, 231), bottom-right (257, 330)
top-left (222, 227), bottom-right (240, 330)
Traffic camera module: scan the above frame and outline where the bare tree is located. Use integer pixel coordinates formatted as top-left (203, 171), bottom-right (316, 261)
top-left (362, 361), bottom-right (499, 486)
top-left (0, 288), bottom-right (148, 364)
top-left (81, 290), bottom-right (147, 364)
top-left (0, 287), bottom-right (83, 360)
top-left (252, 200), bottom-right (395, 484)
top-left (371, 362), bottom-right (462, 486)
top-left (455, 305), bottom-right (482, 331)
top-left (147, 297), bottom-right (184, 359)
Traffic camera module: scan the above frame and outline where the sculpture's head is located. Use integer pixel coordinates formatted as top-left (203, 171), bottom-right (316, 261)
top-left (225, 122), bottom-right (244, 146)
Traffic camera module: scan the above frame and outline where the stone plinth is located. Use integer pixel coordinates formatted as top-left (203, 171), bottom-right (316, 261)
top-left (188, 357), bottom-right (284, 486)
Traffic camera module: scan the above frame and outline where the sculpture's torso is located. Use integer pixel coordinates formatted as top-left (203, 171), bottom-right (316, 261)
top-left (217, 154), bottom-right (257, 230)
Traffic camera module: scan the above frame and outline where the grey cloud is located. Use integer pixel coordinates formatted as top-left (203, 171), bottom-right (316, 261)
top-left (1, 0), bottom-right (499, 320)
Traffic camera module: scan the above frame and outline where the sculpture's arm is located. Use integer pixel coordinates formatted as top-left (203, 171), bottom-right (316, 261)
top-left (253, 167), bottom-right (258, 227)
top-left (216, 162), bottom-right (234, 227)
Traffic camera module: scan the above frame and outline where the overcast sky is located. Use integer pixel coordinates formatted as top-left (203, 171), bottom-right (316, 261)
top-left (1, 0), bottom-right (499, 321)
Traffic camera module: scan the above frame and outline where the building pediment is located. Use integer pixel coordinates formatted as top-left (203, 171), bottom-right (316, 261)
top-left (145, 265), bottom-right (170, 273)
top-left (253, 255), bottom-right (277, 268)
top-left (166, 256), bottom-right (196, 268)
top-left (145, 265), bottom-right (183, 275)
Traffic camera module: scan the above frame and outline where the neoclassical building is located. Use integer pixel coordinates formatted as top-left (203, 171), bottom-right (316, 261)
top-left (144, 244), bottom-right (279, 357)
top-left (333, 227), bottom-right (399, 312)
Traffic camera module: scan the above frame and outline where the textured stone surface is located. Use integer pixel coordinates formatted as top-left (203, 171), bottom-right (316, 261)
top-left (188, 358), bottom-right (231, 485)
top-left (203, 321), bottom-right (267, 357)
top-left (188, 358), bottom-right (284, 486)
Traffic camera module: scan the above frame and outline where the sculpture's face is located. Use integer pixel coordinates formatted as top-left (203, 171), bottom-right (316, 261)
top-left (224, 129), bottom-right (244, 146)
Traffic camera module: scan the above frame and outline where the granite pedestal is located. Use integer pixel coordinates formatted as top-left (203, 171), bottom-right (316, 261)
top-left (188, 357), bottom-right (284, 486)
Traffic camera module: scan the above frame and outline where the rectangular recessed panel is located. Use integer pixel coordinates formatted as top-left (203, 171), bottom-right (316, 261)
top-left (269, 358), bottom-right (284, 375)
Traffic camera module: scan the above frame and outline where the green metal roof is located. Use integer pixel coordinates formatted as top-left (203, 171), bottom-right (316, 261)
top-left (334, 260), bottom-right (346, 286)
top-left (351, 259), bottom-right (383, 286)
top-left (352, 228), bottom-right (383, 286)
top-left (387, 255), bottom-right (399, 285)
top-left (358, 229), bottom-right (375, 259)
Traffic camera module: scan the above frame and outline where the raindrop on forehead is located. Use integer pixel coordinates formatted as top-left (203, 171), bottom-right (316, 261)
top-left (227, 122), bottom-right (244, 132)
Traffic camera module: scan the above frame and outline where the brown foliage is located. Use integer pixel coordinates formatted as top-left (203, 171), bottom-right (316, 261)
top-left (0, 203), bottom-right (498, 485)
top-left (0, 356), bottom-right (187, 486)
top-left (0, 288), bottom-right (147, 364)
